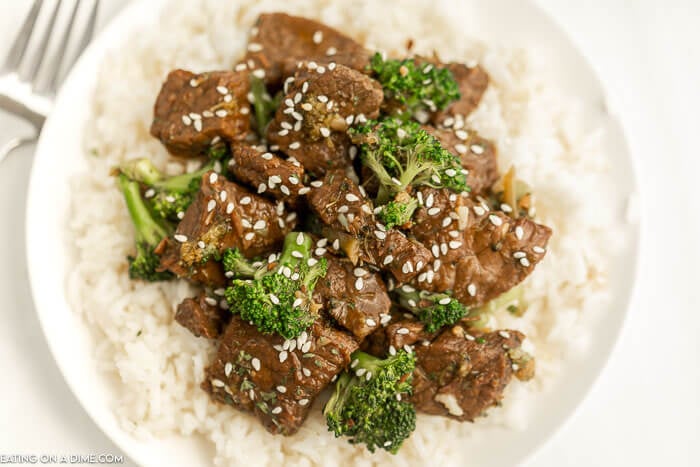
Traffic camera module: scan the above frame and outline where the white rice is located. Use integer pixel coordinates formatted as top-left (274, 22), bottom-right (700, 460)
top-left (68, 0), bottom-right (621, 465)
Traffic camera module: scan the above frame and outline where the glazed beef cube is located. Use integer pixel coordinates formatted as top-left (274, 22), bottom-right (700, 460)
top-left (431, 62), bottom-right (489, 124)
top-left (158, 171), bottom-right (296, 283)
top-left (411, 327), bottom-right (533, 421)
top-left (175, 291), bottom-right (230, 339)
top-left (150, 69), bottom-right (251, 157)
top-left (424, 126), bottom-right (498, 195)
top-left (408, 189), bottom-right (551, 307)
top-left (451, 212), bottom-right (551, 306)
top-left (362, 230), bottom-right (433, 284)
top-left (202, 316), bottom-right (358, 435)
top-left (229, 143), bottom-right (307, 205)
top-left (307, 171), bottom-right (374, 236)
top-left (267, 63), bottom-right (383, 176)
top-left (313, 255), bottom-right (391, 340)
top-left (243, 13), bottom-right (370, 86)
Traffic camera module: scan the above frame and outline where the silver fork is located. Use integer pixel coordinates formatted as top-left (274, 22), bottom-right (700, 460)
top-left (0, 0), bottom-right (99, 162)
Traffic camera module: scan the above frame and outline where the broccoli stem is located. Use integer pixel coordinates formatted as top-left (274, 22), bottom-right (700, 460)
top-left (118, 174), bottom-right (169, 245)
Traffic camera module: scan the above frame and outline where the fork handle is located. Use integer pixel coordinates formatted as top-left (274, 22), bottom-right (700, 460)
top-left (0, 95), bottom-right (46, 129)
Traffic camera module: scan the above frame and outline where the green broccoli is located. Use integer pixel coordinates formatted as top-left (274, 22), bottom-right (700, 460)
top-left (394, 285), bottom-right (469, 332)
top-left (323, 350), bottom-right (416, 454)
top-left (119, 158), bottom-right (214, 223)
top-left (224, 232), bottom-right (327, 339)
top-left (117, 174), bottom-right (174, 282)
top-left (377, 197), bottom-right (419, 229)
top-left (351, 117), bottom-right (468, 205)
top-left (250, 75), bottom-right (281, 135)
top-left (369, 52), bottom-right (460, 119)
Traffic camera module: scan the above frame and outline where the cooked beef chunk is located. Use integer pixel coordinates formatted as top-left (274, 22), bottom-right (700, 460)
top-left (313, 255), bottom-right (391, 340)
top-left (411, 326), bottom-right (531, 421)
top-left (267, 63), bottom-right (383, 176)
top-left (158, 171), bottom-right (296, 284)
top-left (150, 69), bottom-right (251, 157)
top-left (229, 143), bottom-right (307, 205)
top-left (307, 170), bottom-right (374, 236)
top-left (451, 211), bottom-right (551, 306)
top-left (175, 291), bottom-right (230, 339)
top-left (307, 172), bottom-right (432, 284)
top-left (202, 316), bottom-right (358, 435)
top-left (423, 126), bottom-right (498, 195)
top-left (408, 188), bottom-right (551, 307)
top-left (431, 62), bottom-right (489, 124)
top-left (362, 230), bottom-right (433, 284)
top-left (243, 13), bottom-right (370, 86)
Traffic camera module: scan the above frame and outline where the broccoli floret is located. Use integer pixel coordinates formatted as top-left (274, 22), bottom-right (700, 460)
top-left (250, 75), bottom-right (281, 135)
top-left (224, 232), bottom-right (327, 339)
top-left (120, 158), bottom-right (214, 223)
top-left (222, 248), bottom-right (260, 278)
top-left (323, 350), bottom-right (416, 454)
top-left (377, 197), bottom-right (419, 229)
top-left (394, 285), bottom-right (469, 332)
top-left (117, 174), bottom-right (174, 282)
top-left (369, 52), bottom-right (460, 119)
top-left (351, 117), bottom-right (468, 204)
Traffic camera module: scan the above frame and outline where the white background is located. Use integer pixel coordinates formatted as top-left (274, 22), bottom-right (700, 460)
top-left (0, 1), bottom-right (698, 466)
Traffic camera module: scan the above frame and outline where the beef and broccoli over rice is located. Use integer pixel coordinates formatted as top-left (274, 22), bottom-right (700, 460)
top-left (68, 0), bottom-right (619, 465)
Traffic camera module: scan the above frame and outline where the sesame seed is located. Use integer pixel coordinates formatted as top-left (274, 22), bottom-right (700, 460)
top-left (301, 103), bottom-right (312, 111)
top-left (389, 345), bottom-right (397, 356)
top-left (470, 144), bottom-right (484, 154)
top-left (211, 379), bottom-right (225, 388)
top-left (313, 30), bottom-right (323, 44)
top-left (252, 69), bottom-right (265, 79)
top-left (445, 168), bottom-right (457, 177)
top-left (383, 255), bottom-right (394, 265)
top-left (215, 109), bottom-right (228, 117)
top-left (455, 144), bottom-right (467, 154)
top-left (271, 406), bottom-right (282, 414)
top-left (438, 297), bottom-right (451, 305)
top-left (298, 399), bottom-right (310, 406)
top-left (220, 191), bottom-right (227, 202)
top-left (428, 207), bottom-right (441, 216)
top-left (449, 241), bottom-right (462, 249)
top-left (374, 230), bottom-right (387, 240)
top-left (302, 368), bottom-right (311, 377)
top-left (455, 130), bottom-right (468, 140)
top-left (251, 358), bottom-right (261, 371)
top-left (315, 248), bottom-right (327, 256)
top-left (254, 220), bottom-right (266, 230)
top-left (332, 239), bottom-right (340, 249)
top-left (442, 217), bottom-right (452, 227)
top-left (209, 173), bottom-right (217, 186)
top-left (310, 181), bottom-right (323, 188)
top-left (224, 362), bottom-right (233, 377)
top-left (366, 318), bottom-right (377, 327)
top-left (198, 241), bottom-right (206, 249)
top-left (302, 81), bottom-right (309, 93)
top-left (189, 78), bottom-right (198, 87)
top-left (326, 46), bottom-right (337, 55)
top-left (320, 127), bottom-right (331, 137)
top-left (501, 203), bottom-right (513, 213)
top-left (356, 368), bottom-right (367, 376)
top-left (247, 43), bottom-right (263, 52)
top-left (489, 215), bottom-right (503, 226)
top-left (355, 277), bottom-right (364, 291)
top-left (467, 283), bottom-right (477, 297)
top-left (533, 246), bottom-right (546, 254)
top-left (513, 251), bottom-right (527, 259)
top-left (301, 341), bottom-right (311, 353)
top-left (181, 115), bottom-right (192, 125)
top-left (204, 297), bottom-right (217, 306)
top-left (174, 234), bottom-right (188, 243)
top-left (396, 328), bottom-right (410, 335)
top-left (298, 187), bottom-right (311, 195)
top-left (261, 152), bottom-right (274, 160)
top-left (144, 189), bottom-right (155, 198)
top-left (279, 351), bottom-right (288, 363)
top-left (391, 177), bottom-right (402, 186)
top-left (205, 199), bottom-right (216, 212)
top-left (249, 389), bottom-right (255, 400)
top-left (289, 141), bottom-right (301, 150)
top-left (474, 206), bottom-right (486, 216)
top-left (244, 232), bottom-right (255, 241)
top-left (345, 193), bottom-right (360, 202)
top-left (441, 243), bottom-right (448, 255)
top-left (520, 257), bottom-right (531, 267)
top-left (499, 331), bottom-right (511, 339)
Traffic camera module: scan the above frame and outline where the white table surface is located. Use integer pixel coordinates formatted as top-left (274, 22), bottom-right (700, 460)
top-left (1, 1), bottom-right (698, 466)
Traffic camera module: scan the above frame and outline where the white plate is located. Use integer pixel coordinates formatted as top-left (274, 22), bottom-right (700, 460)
top-left (25, 0), bottom-right (641, 466)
